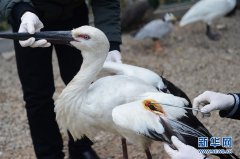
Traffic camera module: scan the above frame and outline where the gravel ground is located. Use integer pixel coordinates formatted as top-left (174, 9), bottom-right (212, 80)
top-left (0, 12), bottom-right (240, 159)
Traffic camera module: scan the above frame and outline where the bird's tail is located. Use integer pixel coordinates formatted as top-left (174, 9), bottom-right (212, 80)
top-left (167, 119), bottom-right (239, 159)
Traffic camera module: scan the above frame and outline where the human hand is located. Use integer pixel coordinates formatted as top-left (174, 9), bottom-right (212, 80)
top-left (164, 136), bottom-right (205, 159)
top-left (193, 91), bottom-right (234, 115)
top-left (106, 50), bottom-right (122, 63)
top-left (19, 11), bottom-right (51, 47)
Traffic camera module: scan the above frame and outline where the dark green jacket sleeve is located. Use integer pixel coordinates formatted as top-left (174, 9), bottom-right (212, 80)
top-left (91, 0), bottom-right (122, 51)
top-left (0, 0), bottom-right (31, 18)
top-left (219, 93), bottom-right (240, 120)
top-left (0, 0), bottom-right (37, 25)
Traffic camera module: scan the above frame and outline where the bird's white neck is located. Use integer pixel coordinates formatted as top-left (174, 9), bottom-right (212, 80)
top-left (70, 51), bottom-right (106, 92)
top-left (55, 49), bottom-right (107, 139)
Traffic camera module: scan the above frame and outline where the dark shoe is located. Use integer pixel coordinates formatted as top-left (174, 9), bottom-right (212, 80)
top-left (70, 148), bottom-right (100, 159)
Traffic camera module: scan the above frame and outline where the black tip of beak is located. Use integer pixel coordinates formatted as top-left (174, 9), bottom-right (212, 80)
top-left (0, 31), bottom-right (74, 45)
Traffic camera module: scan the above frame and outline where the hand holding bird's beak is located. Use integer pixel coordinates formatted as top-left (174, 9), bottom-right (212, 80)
top-left (19, 11), bottom-right (51, 48)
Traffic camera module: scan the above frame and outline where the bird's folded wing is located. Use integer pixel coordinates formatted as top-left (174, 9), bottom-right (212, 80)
top-left (112, 99), bottom-right (165, 137)
top-left (112, 93), bottom-right (188, 147)
top-left (167, 118), bottom-right (207, 137)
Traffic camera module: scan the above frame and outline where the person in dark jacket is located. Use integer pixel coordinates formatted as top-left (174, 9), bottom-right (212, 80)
top-left (0, 0), bottom-right (122, 159)
top-left (164, 91), bottom-right (240, 159)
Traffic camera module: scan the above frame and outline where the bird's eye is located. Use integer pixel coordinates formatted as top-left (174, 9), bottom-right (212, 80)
top-left (83, 35), bottom-right (90, 40)
top-left (78, 34), bottom-right (90, 40)
top-left (144, 100), bottom-right (157, 110)
top-left (143, 99), bottom-right (165, 115)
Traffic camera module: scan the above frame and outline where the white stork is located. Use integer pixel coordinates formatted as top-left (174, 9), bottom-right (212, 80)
top-left (180, 0), bottom-right (237, 40)
top-left (54, 26), bottom-right (159, 159)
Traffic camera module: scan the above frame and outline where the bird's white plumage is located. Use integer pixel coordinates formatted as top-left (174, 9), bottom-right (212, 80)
top-left (180, 0), bottom-right (236, 26)
top-left (54, 25), bottom-right (190, 152)
top-left (112, 92), bottom-right (188, 147)
top-left (55, 26), bottom-right (160, 143)
top-left (102, 61), bottom-right (166, 90)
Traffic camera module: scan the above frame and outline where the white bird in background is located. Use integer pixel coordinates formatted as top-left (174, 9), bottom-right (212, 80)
top-left (134, 13), bottom-right (177, 52)
top-left (180, 0), bottom-right (237, 41)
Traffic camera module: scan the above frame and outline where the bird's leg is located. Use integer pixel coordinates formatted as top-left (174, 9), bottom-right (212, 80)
top-left (153, 39), bottom-right (164, 53)
top-left (121, 138), bottom-right (128, 159)
top-left (145, 148), bottom-right (152, 159)
top-left (206, 25), bottom-right (220, 41)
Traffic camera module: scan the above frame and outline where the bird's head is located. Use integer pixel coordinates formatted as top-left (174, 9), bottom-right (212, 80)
top-left (143, 99), bottom-right (165, 115)
top-left (156, 81), bottom-right (168, 93)
top-left (163, 13), bottom-right (177, 23)
top-left (0, 25), bottom-right (110, 57)
top-left (70, 26), bottom-right (110, 54)
top-left (141, 92), bottom-right (188, 119)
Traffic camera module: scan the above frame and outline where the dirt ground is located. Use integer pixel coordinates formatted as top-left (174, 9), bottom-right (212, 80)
top-left (0, 12), bottom-right (240, 159)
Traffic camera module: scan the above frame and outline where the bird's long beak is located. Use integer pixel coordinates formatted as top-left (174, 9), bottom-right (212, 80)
top-left (0, 31), bottom-right (74, 45)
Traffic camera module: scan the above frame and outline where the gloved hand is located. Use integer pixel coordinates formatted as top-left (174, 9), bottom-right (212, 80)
top-left (106, 50), bottom-right (122, 63)
top-left (193, 91), bottom-right (235, 115)
top-left (164, 136), bottom-right (205, 159)
top-left (19, 11), bottom-right (51, 48)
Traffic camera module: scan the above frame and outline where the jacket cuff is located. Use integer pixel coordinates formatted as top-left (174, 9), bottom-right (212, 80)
top-left (11, 2), bottom-right (37, 25)
top-left (109, 42), bottom-right (121, 52)
top-left (219, 93), bottom-right (240, 120)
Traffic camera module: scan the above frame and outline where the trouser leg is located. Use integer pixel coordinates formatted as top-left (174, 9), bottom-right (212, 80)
top-left (12, 23), bottom-right (64, 159)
